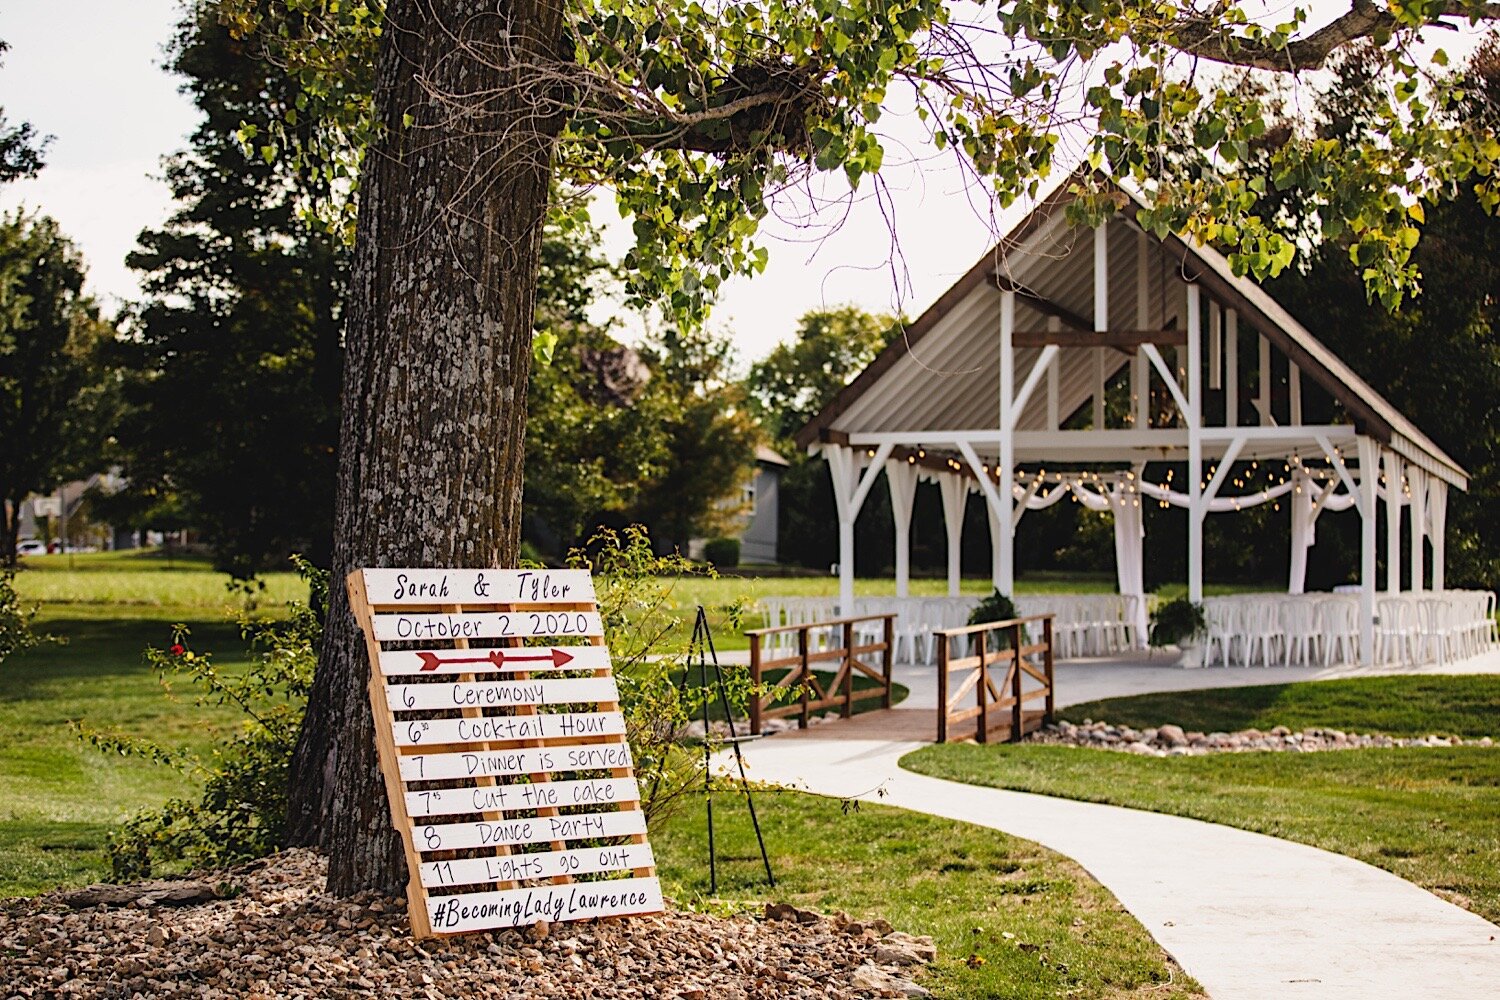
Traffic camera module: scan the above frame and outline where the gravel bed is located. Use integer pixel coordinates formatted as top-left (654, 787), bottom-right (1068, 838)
top-left (1031, 719), bottom-right (1496, 756)
top-left (0, 849), bottom-right (933, 999)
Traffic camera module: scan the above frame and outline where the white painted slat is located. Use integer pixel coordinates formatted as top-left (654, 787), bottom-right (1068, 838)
top-left (405, 777), bottom-right (639, 817)
top-left (387, 676), bottom-right (617, 712)
top-left (378, 645), bottom-right (612, 675)
top-left (393, 711), bottom-right (625, 747)
top-left (398, 742), bottom-right (633, 782)
top-left (419, 843), bottom-right (654, 889)
top-left (426, 877), bottom-right (662, 933)
top-left (361, 569), bottom-right (596, 605)
top-left (414, 809), bottom-right (647, 852)
top-left (371, 610), bottom-right (604, 642)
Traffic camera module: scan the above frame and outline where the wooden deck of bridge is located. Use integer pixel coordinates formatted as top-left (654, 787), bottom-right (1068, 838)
top-left (769, 707), bottom-right (1047, 743)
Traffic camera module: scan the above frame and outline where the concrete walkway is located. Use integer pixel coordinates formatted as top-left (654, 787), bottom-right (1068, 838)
top-left (734, 734), bottom-right (1500, 999)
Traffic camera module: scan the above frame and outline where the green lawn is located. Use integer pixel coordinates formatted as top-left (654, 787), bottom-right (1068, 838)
top-left (654, 787), bottom-right (1200, 998)
top-left (0, 608), bottom-right (257, 894)
top-left (13, 549), bottom-right (307, 609)
top-left (1060, 676), bottom-right (1500, 740)
top-left (904, 676), bottom-right (1500, 924)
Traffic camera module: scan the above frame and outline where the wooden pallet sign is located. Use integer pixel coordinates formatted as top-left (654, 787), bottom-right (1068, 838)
top-left (349, 567), bottom-right (662, 938)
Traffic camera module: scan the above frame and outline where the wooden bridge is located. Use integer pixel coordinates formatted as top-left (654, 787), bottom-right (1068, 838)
top-left (744, 613), bottom-right (1056, 743)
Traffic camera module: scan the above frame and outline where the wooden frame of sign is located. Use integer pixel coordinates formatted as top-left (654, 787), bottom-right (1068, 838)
top-left (348, 567), bottom-right (662, 938)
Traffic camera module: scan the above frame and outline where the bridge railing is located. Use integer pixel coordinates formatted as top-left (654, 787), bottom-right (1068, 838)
top-left (934, 614), bottom-right (1055, 743)
top-left (744, 614), bottom-right (897, 734)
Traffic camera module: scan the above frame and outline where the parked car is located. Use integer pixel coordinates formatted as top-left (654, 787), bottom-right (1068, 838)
top-left (16, 539), bottom-right (45, 556)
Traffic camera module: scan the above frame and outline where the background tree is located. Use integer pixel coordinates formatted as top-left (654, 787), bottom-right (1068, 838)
top-left (626, 326), bottom-right (760, 553)
top-left (523, 321), bottom-right (670, 554)
top-left (0, 39), bottom-right (48, 185)
top-left (117, 5), bottom-right (350, 579)
top-left (227, 0), bottom-right (1500, 894)
top-left (1250, 42), bottom-right (1500, 589)
top-left (0, 213), bottom-right (114, 564)
top-left (747, 307), bottom-right (896, 441)
top-left (747, 307), bottom-right (894, 569)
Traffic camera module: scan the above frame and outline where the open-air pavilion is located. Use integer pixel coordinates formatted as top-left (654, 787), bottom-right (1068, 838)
top-left (783, 181), bottom-right (1481, 669)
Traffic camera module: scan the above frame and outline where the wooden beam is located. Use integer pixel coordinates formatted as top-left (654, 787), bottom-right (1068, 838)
top-left (994, 276), bottom-right (1093, 332)
top-left (1012, 328), bottom-right (1187, 348)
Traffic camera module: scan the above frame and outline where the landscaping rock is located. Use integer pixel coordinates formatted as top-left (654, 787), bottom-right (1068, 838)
top-left (874, 931), bottom-right (936, 965)
top-left (1033, 720), bottom-right (1494, 757)
top-left (1156, 724), bottom-right (1189, 747)
top-left (3, 850), bottom-right (932, 1000)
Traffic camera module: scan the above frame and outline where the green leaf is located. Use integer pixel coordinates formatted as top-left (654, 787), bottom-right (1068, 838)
top-left (532, 329), bottom-right (558, 366)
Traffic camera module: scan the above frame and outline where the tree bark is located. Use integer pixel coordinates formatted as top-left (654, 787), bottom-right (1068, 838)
top-left (286, 0), bottom-right (566, 895)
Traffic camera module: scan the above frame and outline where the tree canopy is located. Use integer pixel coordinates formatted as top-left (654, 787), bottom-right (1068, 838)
top-left (227, 0), bottom-right (1500, 317)
top-left (0, 39), bottom-right (47, 185)
top-left (0, 213), bottom-right (114, 564)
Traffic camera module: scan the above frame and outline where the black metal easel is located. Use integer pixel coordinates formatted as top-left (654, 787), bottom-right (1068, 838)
top-left (688, 604), bottom-right (774, 894)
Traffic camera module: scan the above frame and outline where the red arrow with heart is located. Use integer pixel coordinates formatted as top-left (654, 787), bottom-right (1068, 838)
top-left (416, 648), bottom-right (576, 672)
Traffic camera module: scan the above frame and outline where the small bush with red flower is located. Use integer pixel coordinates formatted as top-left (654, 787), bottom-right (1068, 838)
top-left (76, 558), bottom-right (323, 879)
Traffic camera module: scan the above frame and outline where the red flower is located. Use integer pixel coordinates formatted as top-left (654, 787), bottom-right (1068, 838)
top-left (170, 643), bottom-right (186, 657)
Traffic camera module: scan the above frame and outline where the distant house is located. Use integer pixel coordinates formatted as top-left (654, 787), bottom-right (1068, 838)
top-left (739, 446), bottom-right (790, 564)
top-left (15, 471), bottom-right (138, 552)
top-left (689, 445), bottom-right (789, 565)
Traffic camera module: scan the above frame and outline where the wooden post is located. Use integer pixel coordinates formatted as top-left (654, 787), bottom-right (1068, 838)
top-left (748, 633), bottom-right (763, 736)
top-left (882, 614), bottom-right (894, 710)
top-left (1010, 623), bottom-right (1023, 742)
top-left (842, 620), bottom-right (855, 719)
top-left (937, 634), bottom-right (949, 743)
top-left (976, 632), bottom-right (988, 744)
top-left (347, 571), bottom-right (432, 939)
top-left (798, 627), bottom-right (810, 729)
top-left (1043, 615), bottom-right (1056, 724)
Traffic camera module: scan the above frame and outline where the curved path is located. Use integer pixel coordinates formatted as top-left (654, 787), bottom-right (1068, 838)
top-left (734, 732), bottom-right (1500, 999)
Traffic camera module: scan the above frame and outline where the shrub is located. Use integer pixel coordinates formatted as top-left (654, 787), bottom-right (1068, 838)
top-left (702, 537), bottom-right (740, 568)
top-left (966, 589), bottom-right (1018, 653)
top-left (0, 571), bottom-right (48, 666)
top-left (79, 558), bottom-right (323, 879)
top-left (967, 589), bottom-right (1017, 627)
top-left (1148, 598), bottom-right (1207, 647)
top-left (572, 525), bottom-right (751, 823)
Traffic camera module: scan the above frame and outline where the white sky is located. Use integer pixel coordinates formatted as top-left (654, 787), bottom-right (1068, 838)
top-left (0, 1), bottom-right (1485, 365)
top-left (0, 0), bottom-right (1029, 364)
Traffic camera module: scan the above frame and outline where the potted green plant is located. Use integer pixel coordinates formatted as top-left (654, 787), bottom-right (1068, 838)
top-left (1148, 598), bottom-right (1207, 668)
top-left (967, 589), bottom-right (1018, 655)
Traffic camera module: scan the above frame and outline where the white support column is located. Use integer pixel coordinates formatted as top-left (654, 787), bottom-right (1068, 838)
top-left (1408, 466), bottom-right (1426, 591)
top-left (986, 502), bottom-right (1004, 589)
top-left (826, 442), bottom-right (894, 614)
top-left (1257, 334), bottom-right (1273, 425)
top-left (1046, 317), bottom-right (1061, 430)
top-left (996, 290), bottom-right (1017, 594)
top-left (1225, 310), bottom-right (1239, 427)
top-left (887, 458), bottom-right (920, 599)
top-left (1429, 477), bottom-right (1448, 591)
top-left (958, 441), bottom-right (1013, 595)
top-left (1208, 304), bottom-right (1222, 390)
top-left (1186, 285), bottom-right (1204, 603)
top-left (1289, 468), bottom-right (1313, 595)
top-left (1134, 229), bottom-right (1150, 428)
top-left (939, 473), bottom-right (967, 598)
top-left (1357, 437), bottom-right (1380, 664)
top-left (1093, 222), bottom-right (1108, 429)
top-left (1383, 450), bottom-right (1402, 594)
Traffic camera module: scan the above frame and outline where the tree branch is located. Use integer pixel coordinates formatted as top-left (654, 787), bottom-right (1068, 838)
top-left (1172, 0), bottom-right (1500, 73)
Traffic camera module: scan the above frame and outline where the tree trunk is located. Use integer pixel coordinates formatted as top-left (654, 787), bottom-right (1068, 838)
top-left (2, 490), bottom-right (19, 567)
top-left (285, 0), bottom-right (565, 895)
